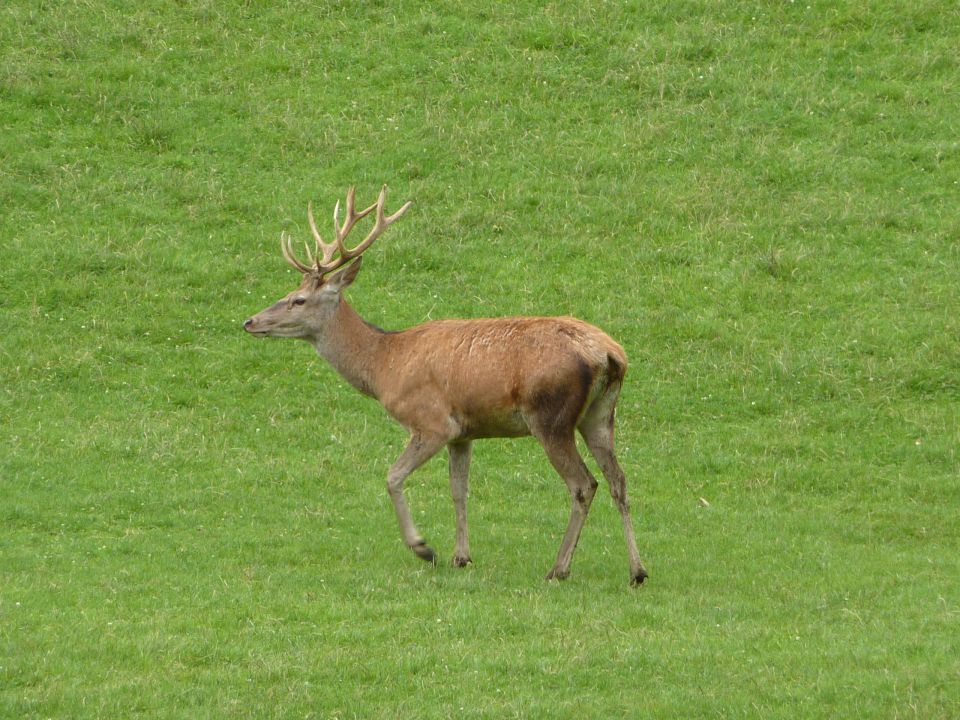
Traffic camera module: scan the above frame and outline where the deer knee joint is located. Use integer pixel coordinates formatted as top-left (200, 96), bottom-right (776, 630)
top-left (574, 481), bottom-right (598, 506)
top-left (387, 474), bottom-right (405, 496)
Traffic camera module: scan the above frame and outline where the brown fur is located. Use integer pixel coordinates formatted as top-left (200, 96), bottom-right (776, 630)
top-left (369, 316), bottom-right (625, 440)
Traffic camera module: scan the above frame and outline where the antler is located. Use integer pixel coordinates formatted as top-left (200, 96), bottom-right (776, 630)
top-left (280, 185), bottom-right (412, 276)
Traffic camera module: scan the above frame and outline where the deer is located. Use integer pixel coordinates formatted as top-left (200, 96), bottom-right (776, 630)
top-left (243, 186), bottom-right (648, 586)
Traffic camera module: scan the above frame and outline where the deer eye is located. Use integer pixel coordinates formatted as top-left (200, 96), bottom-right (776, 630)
top-left (292, 297), bottom-right (306, 306)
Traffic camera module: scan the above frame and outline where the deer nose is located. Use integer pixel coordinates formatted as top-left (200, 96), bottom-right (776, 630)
top-left (243, 318), bottom-right (254, 330)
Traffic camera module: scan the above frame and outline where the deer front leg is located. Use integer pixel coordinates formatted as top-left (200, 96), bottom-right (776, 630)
top-left (387, 433), bottom-right (447, 563)
top-left (448, 440), bottom-right (473, 567)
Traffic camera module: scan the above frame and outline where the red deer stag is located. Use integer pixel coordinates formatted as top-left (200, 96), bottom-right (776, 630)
top-left (244, 186), bottom-right (648, 586)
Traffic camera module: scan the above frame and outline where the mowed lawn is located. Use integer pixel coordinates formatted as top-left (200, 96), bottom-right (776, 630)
top-left (1, 1), bottom-right (958, 717)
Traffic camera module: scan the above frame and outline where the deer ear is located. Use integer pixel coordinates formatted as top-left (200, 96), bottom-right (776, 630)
top-left (324, 256), bottom-right (363, 292)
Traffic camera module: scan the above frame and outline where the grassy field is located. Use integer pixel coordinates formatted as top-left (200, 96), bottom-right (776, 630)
top-left (2, 0), bottom-right (958, 717)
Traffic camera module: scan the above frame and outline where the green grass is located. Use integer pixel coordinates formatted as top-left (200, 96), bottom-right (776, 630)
top-left (2, 0), bottom-right (958, 717)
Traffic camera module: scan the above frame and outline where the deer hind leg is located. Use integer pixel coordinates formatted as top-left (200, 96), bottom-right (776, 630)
top-left (387, 432), bottom-right (447, 563)
top-left (448, 440), bottom-right (473, 568)
top-left (530, 425), bottom-right (599, 582)
top-left (578, 395), bottom-right (648, 586)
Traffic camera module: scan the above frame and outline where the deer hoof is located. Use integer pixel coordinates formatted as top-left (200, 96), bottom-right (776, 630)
top-left (451, 555), bottom-right (472, 568)
top-left (545, 568), bottom-right (570, 582)
top-left (631, 568), bottom-right (649, 587)
top-left (412, 542), bottom-right (436, 563)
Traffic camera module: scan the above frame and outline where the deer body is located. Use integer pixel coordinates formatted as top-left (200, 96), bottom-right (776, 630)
top-left (328, 311), bottom-right (622, 440)
top-left (245, 187), bottom-right (647, 585)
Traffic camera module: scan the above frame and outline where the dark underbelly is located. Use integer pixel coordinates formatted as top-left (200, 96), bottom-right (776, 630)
top-left (455, 410), bottom-right (530, 440)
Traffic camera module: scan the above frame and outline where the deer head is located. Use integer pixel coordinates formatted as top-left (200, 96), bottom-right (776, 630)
top-left (244, 185), bottom-right (411, 339)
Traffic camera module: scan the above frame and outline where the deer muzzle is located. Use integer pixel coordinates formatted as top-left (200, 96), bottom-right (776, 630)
top-left (243, 317), bottom-right (266, 335)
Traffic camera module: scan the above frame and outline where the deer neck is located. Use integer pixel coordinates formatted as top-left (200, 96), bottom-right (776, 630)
top-left (311, 299), bottom-right (386, 399)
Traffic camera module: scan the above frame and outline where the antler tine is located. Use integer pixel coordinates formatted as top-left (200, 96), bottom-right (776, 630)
top-left (386, 198), bottom-right (414, 224)
top-left (307, 201), bottom-right (340, 271)
top-left (337, 185), bottom-right (412, 263)
top-left (280, 232), bottom-right (314, 274)
top-left (333, 186), bottom-right (377, 247)
top-left (307, 201), bottom-right (322, 245)
top-left (332, 188), bottom-right (353, 240)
